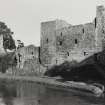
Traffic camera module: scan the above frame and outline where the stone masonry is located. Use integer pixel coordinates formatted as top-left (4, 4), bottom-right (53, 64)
top-left (12, 5), bottom-right (105, 75)
top-left (15, 45), bottom-right (46, 75)
top-left (15, 45), bottom-right (39, 69)
top-left (40, 5), bottom-right (105, 68)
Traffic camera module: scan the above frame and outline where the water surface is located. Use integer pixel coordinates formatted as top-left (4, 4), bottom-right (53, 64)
top-left (0, 79), bottom-right (104, 105)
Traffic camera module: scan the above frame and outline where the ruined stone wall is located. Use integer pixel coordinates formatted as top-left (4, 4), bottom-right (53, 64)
top-left (56, 25), bottom-right (83, 52)
top-left (55, 22), bottom-right (96, 64)
top-left (55, 25), bottom-right (82, 64)
top-left (81, 23), bottom-right (95, 49)
top-left (40, 5), bottom-right (105, 67)
top-left (22, 58), bottom-right (40, 76)
top-left (15, 45), bottom-right (39, 69)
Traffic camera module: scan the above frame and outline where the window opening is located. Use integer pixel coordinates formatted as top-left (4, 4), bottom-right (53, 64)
top-left (75, 39), bottom-right (78, 44)
top-left (82, 28), bottom-right (84, 33)
top-left (67, 52), bottom-right (69, 56)
top-left (46, 38), bottom-right (48, 43)
top-left (18, 53), bottom-right (22, 62)
top-left (56, 59), bottom-right (58, 64)
top-left (31, 52), bottom-right (33, 55)
top-left (59, 41), bottom-right (62, 45)
top-left (95, 18), bottom-right (97, 28)
top-left (61, 32), bottom-right (62, 36)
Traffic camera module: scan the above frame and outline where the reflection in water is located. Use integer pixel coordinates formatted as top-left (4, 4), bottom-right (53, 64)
top-left (0, 80), bottom-right (16, 105)
top-left (0, 80), bottom-right (104, 105)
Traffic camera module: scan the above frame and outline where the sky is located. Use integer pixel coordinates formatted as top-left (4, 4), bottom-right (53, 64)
top-left (0, 0), bottom-right (105, 46)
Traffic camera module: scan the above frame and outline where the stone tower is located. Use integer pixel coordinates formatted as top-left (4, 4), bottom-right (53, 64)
top-left (95, 5), bottom-right (105, 50)
top-left (40, 19), bottom-right (70, 67)
top-left (40, 20), bottom-right (56, 67)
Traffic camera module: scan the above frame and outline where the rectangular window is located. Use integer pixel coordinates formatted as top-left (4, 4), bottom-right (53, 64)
top-left (95, 18), bottom-right (97, 28)
top-left (61, 32), bottom-right (62, 36)
top-left (46, 38), bottom-right (48, 43)
top-left (75, 39), bottom-right (78, 44)
top-left (67, 52), bottom-right (69, 56)
top-left (59, 41), bottom-right (62, 45)
top-left (82, 28), bottom-right (84, 33)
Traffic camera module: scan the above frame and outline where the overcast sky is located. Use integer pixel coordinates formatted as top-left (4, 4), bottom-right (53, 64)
top-left (0, 0), bottom-right (104, 46)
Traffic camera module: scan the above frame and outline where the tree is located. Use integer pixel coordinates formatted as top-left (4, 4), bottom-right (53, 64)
top-left (0, 52), bottom-right (16, 73)
top-left (0, 22), bottom-right (16, 50)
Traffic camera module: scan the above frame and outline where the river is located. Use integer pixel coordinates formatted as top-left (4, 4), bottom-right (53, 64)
top-left (0, 79), bottom-right (104, 105)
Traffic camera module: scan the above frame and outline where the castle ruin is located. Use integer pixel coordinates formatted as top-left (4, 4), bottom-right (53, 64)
top-left (40, 5), bottom-right (105, 68)
top-left (13, 5), bottom-right (105, 75)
